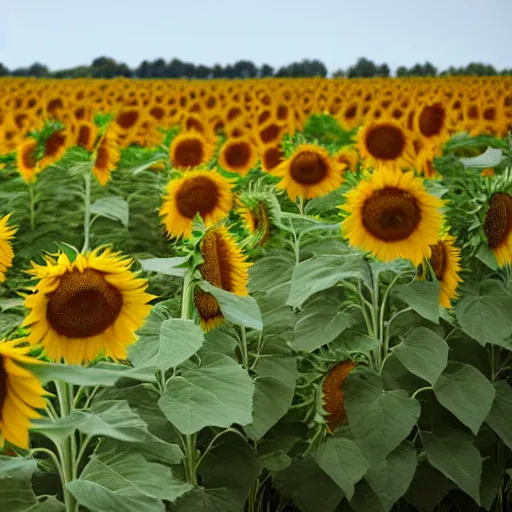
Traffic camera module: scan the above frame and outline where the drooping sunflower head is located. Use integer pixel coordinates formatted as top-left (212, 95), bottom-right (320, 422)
top-left (16, 139), bottom-right (40, 183)
top-left (322, 360), bottom-right (357, 433)
top-left (483, 192), bottom-right (512, 267)
top-left (169, 131), bottom-right (214, 170)
top-left (357, 118), bottom-right (415, 170)
top-left (23, 248), bottom-right (154, 365)
top-left (0, 214), bottom-right (17, 283)
top-left (419, 235), bottom-right (463, 308)
top-left (0, 339), bottom-right (48, 449)
top-left (39, 128), bottom-right (69, 169)
top-left (415, 100), bottom-right (448, 140)
top-left (92, 128), bottom-right (121, 186)
top-left (271, 143), bottom-right (342, 200)
top-left (414, 141), bottom-right (443, 179)
top-left (194, 226), bottom-right (251, 332)
top-left (218, 137), bottom-right (258, 177)
top-left (74, 120), bottom-right (98, 152)
top-left (333, 146), bottom-right (359, 173)
top-left (342, 166), bottom-right (444, 265)
top-left (160, 169), bottom-right (233, 239)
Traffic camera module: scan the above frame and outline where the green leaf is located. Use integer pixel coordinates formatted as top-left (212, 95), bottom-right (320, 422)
top-left (170, 488), bottom-right (240, 512)
top-left (405, 463), bottom-right (455, 512)
top-left (433, 362), bottom-right (495, 435)
top-left (420, 430), bottom-right (482, 504)
top-left (273, 456), bottom-right (344, 512)
top-left (344, 368), bottom-right (421, 460)
top-left (475, 245), bottom-right (498, 271)
top-left (248, 253), bottom-right (294, 294)
top-left (316, 436), bottom-right (369, 500)
top-left (199, 281), bottom-right (263, 331)
top-left (0, 457), bottom-right (38, 511)
top-left (90, 196), bottom-right (129, 227)
top-left (292, 303), bottom-right (351, 352)
top-left (244, 342), bottom-right (298, 440)
top-left (143, 318), bottom-right (204, 371)
top-left (28, 497), bottom-right (65, 511)
top-left (329, 330), bottom-right (380, 360)
top-left (460, 147), bottom-right (504, 168)
top-left (138, 257), bottom-right (189, 277)
top-left (456, 280), bottom-right (512, 346)
top-left (480, 457), bottom-right (499, 511)
top-left (364, 441), bottom-right (417, 512)
top-left (287, 254), bottom-right (368, 308)
top-left (394, 281), bottom-right (440, 324)
top-left (392, 327), bottom-right (449, 385)
top-left (23, 361), bottom-right (157, 386)
top-left (68, 441), bottom-right (192, 511)
top-left (485, 380), bottom-right (512, 450)
top-left (260, 450), bottom-right (292, 472)
top-left (158, 353), bottom-right (254, 434)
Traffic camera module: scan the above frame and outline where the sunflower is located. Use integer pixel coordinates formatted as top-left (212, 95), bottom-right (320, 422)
top-left (160, 169), bottom-right (233, 239)
top-left (414, 142), bottom-right (443, 179)
top-left (0, 215), bottom-right (17, 283)
top-left (419, 235), bottom-right (462, 308)
top-left (23, 248), bottom-right (154, 365)
top-left (16, 139), bottom-right (40, 183)
top-left (271, 144), bottom-right (341, 200)
top-left (357, 118), bottom-right (415, 170)
top-left (169, 131), bottom-right (214, 170)
top-left (322, 360), bottom-right (357, 433)
top-left (260, 144), bottom-right (285, 172)
top-left (481, 168), bottom-right (496, 178)
top-left (415, 100), bottom-right (448, 140)
top-left (74, 120), bottom-right (98, 152)
top-left (342, 166), bottom-right (443, 265)
top-left (194, 227), bottom-right (251, 332)
top-left (218, 137), bottom-right (257, 176)
top-left (0, 339), bottom-right (47, 449)
top-left (39, 129), bottom-right (69, 169)
top-left (483, 192), bottom-right (512, 267)
top-left (333, 146), bottom-right (359, 173)
top-left (92, 128), bottom-right (120, 186)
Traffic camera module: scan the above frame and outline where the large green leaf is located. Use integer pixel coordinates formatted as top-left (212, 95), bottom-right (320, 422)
top-left (455, 280), bottom-right (512, 346)
top-left (28, 497), bottom-right (65, 511)
top-left (485, 380), bottom-right (512, 450)
top-left (248, 253), bottom-right (294, 294)
top-left (138, 256), bottom-right (189, 277)
top-left (480, 457), bottom-right (499, 511)
top-left (420, 430), bottom-right (482, 504)
top-left (287, 254), bottom-right (368, 308)
top-left (170, 488), bottom-right (240, 512)
top-left (90, 196), bottom-right (129, 227)
top-left (158, 353), bottom-right (254, 434)
top-left (393, 281), bottom-right (440, 324)
top-left (392, 327), bottom-right (449, 385)
top-left (344, 368), bottom-right (421, 460)
top-left (244, 341), bottom-right (298, 440)
top-left (68, 441), bottom-right (192, 511)
top-left (329, 330), bottom-right (380, 360)
top-left (316, 436), bottom-right (369, 500)
top-left (199, 281), bottom-right (263, 331)
top-left (273, 456), bottom-right (344, 512)
top-left (433, 362), bottom-right (495, 435)
top-left (460, 147), bottom-right (504, 168)
top-left (0, 457), bottom-right (38, 511)
top-left (363, 441), bottom-right (417, 512)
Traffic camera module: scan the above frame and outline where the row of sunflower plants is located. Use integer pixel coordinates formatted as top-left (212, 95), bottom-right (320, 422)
top-left (0, 116), bottom-right (512, 512)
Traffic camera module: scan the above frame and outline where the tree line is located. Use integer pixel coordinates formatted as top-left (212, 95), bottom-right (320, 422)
top-left (1, 57), bottom-right (510, 79)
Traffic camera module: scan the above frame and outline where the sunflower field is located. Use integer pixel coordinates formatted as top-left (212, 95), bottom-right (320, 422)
top-left (1, 75), bottom-right (512, 512)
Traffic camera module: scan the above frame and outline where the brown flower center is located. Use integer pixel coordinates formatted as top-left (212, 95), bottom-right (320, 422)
top-left (259, 123), bottom-right (281, 143)
top-left (290, 151), bottom-right (328, 185)
top-left (484, 192), bottom-right (512, 249)
top-left (263, 146), bottom-right (284, 171)
top-left (116, 110), bottom-right (139, 130)
top-left (22, 142), bottom-right (38, 169)
top-left (77, 125), bottom-right (93, 149)
top-left (365, 124), bottom-right (406, 160)
top-left (173, 138), bottom-right (204, 168)
top-left (362, 187), bottom-right (421, 242)
top-left (224, 142), bottom-right (251, 169)
top-left (430, 241), bottom-right (446, 280)
top-left (95, 140), bottom-right (110, 170)
top-left (176, 176), bottom-right (219, 219)
top-left (418, 103), bottom-right (446, 137)
top-left (44, 131), bottom-right (66, 159)
top-left (47, 268), bottom-right (123, 338)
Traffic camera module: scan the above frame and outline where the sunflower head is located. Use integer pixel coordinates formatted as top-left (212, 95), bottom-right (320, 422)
top-left (23, 248), bottom-right (154, 365)
top-left (414, 141), bottom-right (443, 179)
top-left (333, 146), bottom-right (359, 173)
top-left (342, 166), bottom-right (444, 265)
top-left (483, 192), bottom-right (512, 267)
top-left (169, 131), bottom-right (214, 170)
top-left (0, 214), bottom-right (17, 283)
top-left (218, 137), bottom-right (258, 177)
top-left (160, 169), bottom-right (234, 239)
top-left (16, 139), bottom-right (40, 183)
top-left (322, 360), bottom-right (357, 433)
top-left (0, 339), bottom-right (48, 449)
top-left (260, 144), bottom-right (285, 172)
top-left (40, 128), bottom-right (69, 169)
top-left (271, 143), bottom-right (342, 200)
top-left (415, 100), bottom-right (448, 140)
top-left (194, 226), bottom-right (251, 332)
top-left (357, 118), bottom-right (415, 170)
top-left (92, 128), bottom-right (121, 186)
top-left (74, 120), bottom-right (98, 152)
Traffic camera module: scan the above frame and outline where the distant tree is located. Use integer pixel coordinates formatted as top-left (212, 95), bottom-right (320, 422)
top-left (276, 59), bottom-right (327, 78)
top-left (90, 57), bottom-right (132, 78)
top-left (422, 61), bottom-right (438, 76)
top-left (27, 62), bottom-right (49, 77)
top-left (166, 58), bottom-right (186, 78)
top-left (377, 63), bottom-right (390, 77)
top-left (396, 65), bottom-right (408, 77)
top-left (136, 60), bottom-right (152, 78)
top-left (332, 69), bottom-right (345, 78)
top-left (259, 64), bottom-right (274, 77)
top-left (0, 63), bottom-right (9, 76)
top-left (195, 65), bottom-right (211, 79)
top-left (347, 58), bottom-right (379, 78)
top-left (211, 64), bottom-right (225, 78)
top-left (11, 68), bottom-right (30, 77)
top-left (233, 60), bottom-right (258, 78)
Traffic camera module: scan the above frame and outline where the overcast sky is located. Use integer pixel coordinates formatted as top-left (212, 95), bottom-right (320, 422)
top-left (1, 0), bottom-right (511, 73)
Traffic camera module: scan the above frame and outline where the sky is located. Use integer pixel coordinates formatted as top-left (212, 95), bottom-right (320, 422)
top-left (1, 0), bottom-right (511, 73)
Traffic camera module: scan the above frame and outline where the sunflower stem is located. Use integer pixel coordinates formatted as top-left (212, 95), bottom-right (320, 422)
top-left (28, 182), bottom-right (36, 230)
top-left (184, 433), bottom-right (198, 485)
top-left (55, 381), bottom-right (78, 512)
top-left (82, 172), bottom-right (92, 253)
top-left (239, 326), bottom-right (250, 370)
top-left (181, 269), bottom-right (194, 321)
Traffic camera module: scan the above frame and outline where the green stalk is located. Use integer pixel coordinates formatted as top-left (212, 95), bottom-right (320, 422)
top-left (28, 182), bottom-right (36, 230)
top-left (239, 326), bottom-right (249, 370)
top-left (81, 172), bottom-right (92, 253)
top-left (55, 381), bottom-right (78, 512)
